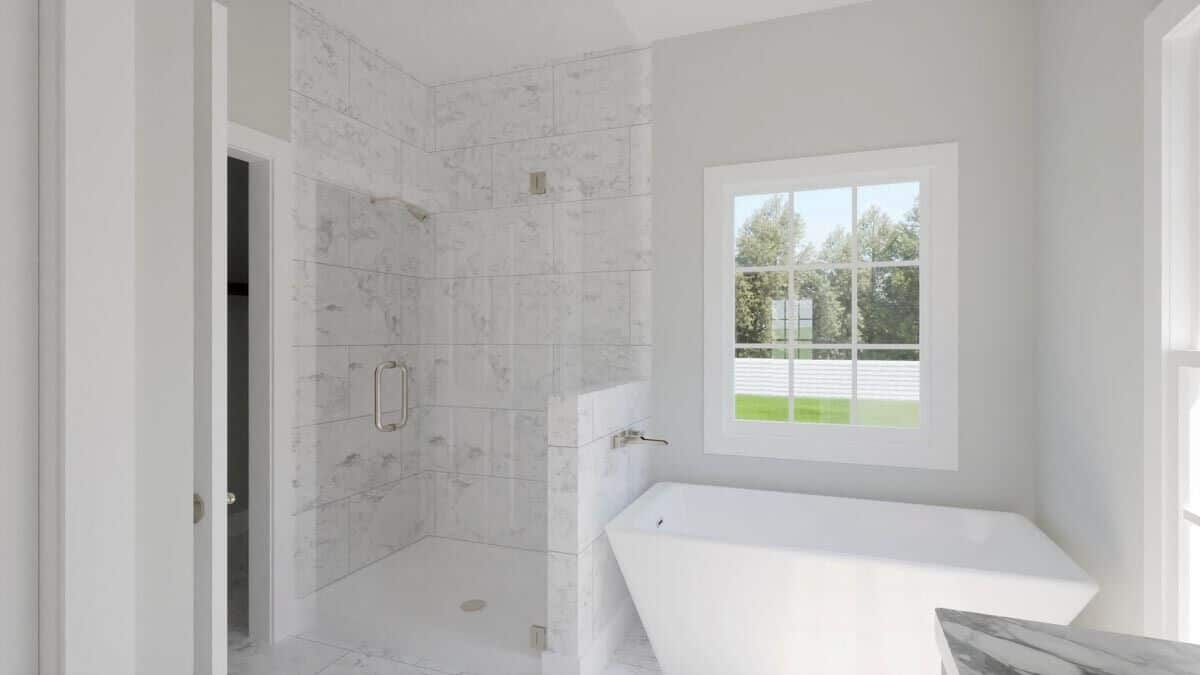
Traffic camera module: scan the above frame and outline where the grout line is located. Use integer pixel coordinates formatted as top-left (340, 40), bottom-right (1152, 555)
top-left (425, 469), bottom-right (547, 485)
top-left (434, 118), bottom-right (652, 154)
top-left (432, 45), bottom-right (653, 89)
top-left (290, 0), bottom-right (436, 90)
top-left (423, 534), bottom-right (551, 556)
top-left (294, 168), bottom-right (647, 220)
top-left (291, 89), bottom-right (427, 157)
top-left (292, 257), bottom-right (428, 280)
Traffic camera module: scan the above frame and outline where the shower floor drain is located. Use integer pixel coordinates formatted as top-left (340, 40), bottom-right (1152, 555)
top-left (460, 599), bottom-right (487, 612)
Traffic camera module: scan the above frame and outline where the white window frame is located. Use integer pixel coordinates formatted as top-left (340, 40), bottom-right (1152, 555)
top-left (703, 144), bottom-right (959, 470)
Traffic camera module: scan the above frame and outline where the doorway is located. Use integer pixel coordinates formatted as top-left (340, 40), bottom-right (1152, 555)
top-left (228, 156), bottom-right (252, 642)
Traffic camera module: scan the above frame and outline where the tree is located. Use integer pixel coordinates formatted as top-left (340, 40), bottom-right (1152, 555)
top-left (734, 196), bottom-right (846, 350)
top-left (734, 195), bottom-right (920, 360)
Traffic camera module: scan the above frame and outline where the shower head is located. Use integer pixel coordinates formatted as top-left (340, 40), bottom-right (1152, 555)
top-left (368, 195), bottom-right (431, 222)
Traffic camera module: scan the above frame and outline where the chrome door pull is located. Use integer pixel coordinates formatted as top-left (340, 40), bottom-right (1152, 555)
top-left (374, 360), bottom-right (409, 432)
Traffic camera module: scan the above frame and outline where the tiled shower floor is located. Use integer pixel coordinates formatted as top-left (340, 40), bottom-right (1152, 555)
top-left (228, 536), bottom-right (662, 675)
top-left (231, 537), bottom-right (546, 675)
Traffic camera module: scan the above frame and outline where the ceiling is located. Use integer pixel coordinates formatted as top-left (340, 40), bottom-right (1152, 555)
top-left (299, 0), bottom-right (870, 85)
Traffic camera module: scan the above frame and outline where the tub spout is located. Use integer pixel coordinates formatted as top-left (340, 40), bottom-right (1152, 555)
top-left (612, 429), bottom-right (669, 449)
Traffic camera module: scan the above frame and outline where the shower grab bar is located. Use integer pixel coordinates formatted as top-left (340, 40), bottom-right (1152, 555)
top-left (373, 360), bottom-right (409, 432)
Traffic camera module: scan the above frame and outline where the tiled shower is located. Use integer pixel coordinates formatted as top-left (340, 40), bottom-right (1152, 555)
top-left (283, 2), bottom-right (653, 673)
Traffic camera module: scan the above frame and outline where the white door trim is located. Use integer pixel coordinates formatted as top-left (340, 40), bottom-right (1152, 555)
top-left (39, 0), bottom-right (138, 671)
top-left (1145, 0), bottom-right (1200, 641)
top-left (227, 122), bottom-right (296, 643)
top-left (196, 1), bottom-right (228, 672)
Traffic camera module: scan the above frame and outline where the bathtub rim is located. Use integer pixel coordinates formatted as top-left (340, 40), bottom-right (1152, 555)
top-left (606, 481), bottom-right (1099, 598)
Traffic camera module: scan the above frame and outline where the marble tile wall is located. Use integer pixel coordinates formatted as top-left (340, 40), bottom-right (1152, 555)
top-left (544, 382), bottom-right (654, 675)
top-left (427, 49), bottom-right (654, 559)
top-left (289, 2), bottom-right (654, 609)
top-left (290, 3), bottom-right (435, 599)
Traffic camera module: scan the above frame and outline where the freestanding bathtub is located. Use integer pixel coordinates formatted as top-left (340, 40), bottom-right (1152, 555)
top-left (606, 483), bottom-right (1097, 675)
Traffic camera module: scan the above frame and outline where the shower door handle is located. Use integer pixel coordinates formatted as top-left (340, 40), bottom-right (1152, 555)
top-left (374, 360), bottom-right (409, 432)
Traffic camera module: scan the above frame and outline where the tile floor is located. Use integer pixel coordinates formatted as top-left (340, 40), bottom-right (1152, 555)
top-left (228, 537), bottom-right (661, 675)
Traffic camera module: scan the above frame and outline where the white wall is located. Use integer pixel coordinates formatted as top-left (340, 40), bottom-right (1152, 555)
top-left (1034, 0), bottom-right (1158, 633)
top-left (0, 1), bottom-right (39, 672)
top-left (229, 0), bottom-right (290, 140)
top-left (652, 0), bottom-right (1038, 514)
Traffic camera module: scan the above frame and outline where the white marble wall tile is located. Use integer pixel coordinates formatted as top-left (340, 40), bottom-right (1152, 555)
top-left (419, 470), bottom-right (436, 539)
top-left (630, 124), bottom-right (652, 196)
top-left (294, 174), bottom-right (350, 265)
top-left (552, 345), bottom-right (584, 395)
top-left (582, 272), bottom-right (631, 345)
top-left (347, 42), bottom-right (429, 150)
top-left (492, 128), bottom-right (630, 207)
top-left (418, 406), bottom-right (451, 472)
top-left (452, 277), bottom-right (493, 345)
top-left (291, 5), bottom-right (349, 112)
top-left (292, 92), bottom-right (404, 197)
top-left (294, 346), bottom-right (349, 425)
top-left (591, 533), bottom-right (630, 640)
top-left (293, 260), bottom-right (353, 345)
top-left (486, 476), bottom-right (547, 549)
top-left (346, 271), bottom-right (420, 345)
top-left (511, 275), bottom-right (583, 345)
top-left (590, 386), bottom-right (626, 440)
top-left (434, 472), bottom-right (488, 541)
top-left (435, 68), bottom-right (554, 149)
top-left (577, 543), bottom-right (597, 653)
top-left (547, 446), bottom-right (578, 554)
top-left (347, 345), bottom-right (422, 418)
top-left (291, 416), bottom-right (422, 515)
top-left (573, 437), bottom-right (603, 550)
top-left (489, 277), bottom-right (516, 346)
top-left (359, 414), bottom-right (422, 488)
top-left (407, 147), bottom-right (493, 213)
top-left (291, 418), bottom-right (360, 512)
top-left (548, 392), bottom-right (594, 448)
top-left (348, 474), bottom-right (425, 569)
top-left (505, 205), bottom-right (557, 275)
top-left (512, 345), bottom-right (556, 410)
top-left (440, 346), bottom-right (513, 409)
top-left (629, 271), bottom-right (652, 346)
top-left (418, 278), bottom-right (453, 345)
top-left (433, 210), bottom-right (502, 278)
top-left (546, 552), bottom-right (580, 657)
top-left (348, 194), bottom-right (433, 277)
top-left (434, 206), bottom-right (555, 278)
top-left (422, 406), bottom-right (492, 475)
top-left (554, 50), bottom-right (652, 134)
top-left (554, 196), bottom-right (652, 274)
top-left (490, 410), bottom-right (548, 481)
top-left (581, 346), bottom-right (651, 390)
top-left (293, 499), bottom-right (349, 596)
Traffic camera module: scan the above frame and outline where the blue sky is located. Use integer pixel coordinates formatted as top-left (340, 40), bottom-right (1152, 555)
top-left (734, 182), bottom-right (919, 250)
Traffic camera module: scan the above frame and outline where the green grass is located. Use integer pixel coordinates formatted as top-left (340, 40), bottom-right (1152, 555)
top-left (735, 394), bottom-right (919, 428)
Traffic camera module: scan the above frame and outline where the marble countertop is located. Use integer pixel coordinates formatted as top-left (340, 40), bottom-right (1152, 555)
top-left (936, 608), bottom-right (1200, 674)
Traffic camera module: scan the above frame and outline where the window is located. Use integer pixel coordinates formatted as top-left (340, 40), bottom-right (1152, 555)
top-left (703, 144), bottom-right (958, 469)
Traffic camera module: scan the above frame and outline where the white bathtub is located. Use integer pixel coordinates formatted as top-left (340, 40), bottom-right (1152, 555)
top-left (606, 483), bottom-right (1096, 675)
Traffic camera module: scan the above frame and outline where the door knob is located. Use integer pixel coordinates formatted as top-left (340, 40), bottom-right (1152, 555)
top-left (226, 492), bottom-right (237, 506)
top-left (193, 493), bottom-right (205, 524)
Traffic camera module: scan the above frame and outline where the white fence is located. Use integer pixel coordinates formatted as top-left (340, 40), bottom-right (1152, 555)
top-left (735, 358), bottom-right (919, 401)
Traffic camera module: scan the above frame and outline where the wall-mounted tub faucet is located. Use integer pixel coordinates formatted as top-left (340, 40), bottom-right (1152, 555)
top-left (612, 429), bottom-right (669, 449)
